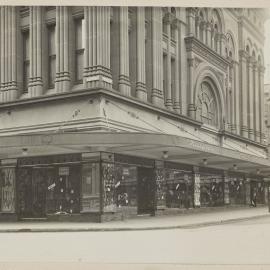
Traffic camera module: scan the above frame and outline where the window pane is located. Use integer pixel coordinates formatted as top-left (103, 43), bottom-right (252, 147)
top-left (24, 61), bottom-right (30, 92)
top-left (76, 51), bottom-right (83, 82)
top-left (75, 19), bottom-right (82, 49)
top-left (49, 56), bottom-right (56, 88)
top-left (48, 25), bottom-right (56, 55)
top-left (23, 31), bottom-right (29, 60)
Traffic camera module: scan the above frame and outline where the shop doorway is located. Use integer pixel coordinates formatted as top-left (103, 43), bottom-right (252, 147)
top-left (137, 167), bottom-right (155, 215)
top-left (17, 167), bottom-right (51, 218)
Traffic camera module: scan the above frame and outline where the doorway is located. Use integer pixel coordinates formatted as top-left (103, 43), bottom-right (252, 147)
top-left (137, 167), bottom-right (155, 215)
top-left (17, 167), bottom-right (51, 218)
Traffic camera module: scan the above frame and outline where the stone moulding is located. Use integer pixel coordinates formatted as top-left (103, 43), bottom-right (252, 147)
top-left (185, 36), bottom-right (230, 72)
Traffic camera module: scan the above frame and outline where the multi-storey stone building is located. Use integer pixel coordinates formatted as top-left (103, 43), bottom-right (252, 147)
top-left (0, 6), bottom-right (269, 221)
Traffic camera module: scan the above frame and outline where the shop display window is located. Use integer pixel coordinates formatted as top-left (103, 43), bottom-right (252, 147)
top-left (0, 168), bottom-right (16, 213)
top-left (228, 177), bottom-right (246, 205)
top-left (200, 174), bottom-right (224, 207)
top-left (165, 169), bottom-right (193, 209)
top-left (102, 163), bottom-right (137, 212)
top-left (250, 180), bottom-right (265, 205)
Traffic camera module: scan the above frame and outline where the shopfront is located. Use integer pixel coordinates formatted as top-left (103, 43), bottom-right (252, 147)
top-left (0, 149), bottom-right (268, 222)
top-left (199, 168), bottom-right (224, 207)
top-left (17, 154), bottom-right (82, 218)
top-left (227, 174), bottom-right (246, 205)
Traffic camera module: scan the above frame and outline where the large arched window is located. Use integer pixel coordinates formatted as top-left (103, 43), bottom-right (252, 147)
top-left (196, 81), bottom-right (218, 127)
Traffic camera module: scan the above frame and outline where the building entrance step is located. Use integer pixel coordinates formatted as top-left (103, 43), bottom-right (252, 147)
top-left (20, 218), bottom-right (48, 222)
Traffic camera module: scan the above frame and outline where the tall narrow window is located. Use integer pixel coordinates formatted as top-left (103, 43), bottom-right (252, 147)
top-left (75, 18), bottom-right (85, 84)
top-left (48, 24), bottom-right (56, 89)
top-left (22, 30), bottom-right (30, 93)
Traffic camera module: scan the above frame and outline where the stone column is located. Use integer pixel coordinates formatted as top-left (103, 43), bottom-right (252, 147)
top-left (173, 19), bottom-right (180, 113)
top-left (84, 6), bottom-right (112, 90)
top-left (239, 50), bottom-right (248, 138)
top-left (248, 57), bottom-right (254, 140)
top-left (135, 7), bottom-right (147, 101)
top-left (0, 7), bottom-right (18, 102)
top-left (259, 66), bottom-right (266, 144)
top-left (55, 6), bottom-right (71, 93)
top-left (216, 33), bottom-right (221, 54)
top-left (118, 7), bottom-right (131, 96)
top-left (254, 62), bottom-right (260, 143)
top-left (220, 33), bottom-right (227, 57)
top-left (186, 8), bottom-right (196, 36)
top-left (164, 14), bottom-right (173, 110)
top-left (202, 22), bottom-right (207, 44)
top-left (28, 6), bottom-right (43, 97)
top-left (206, 22), bottom-right (212, 47)
top-left (151, 7), bottom-right (164, 106)
top-left (230, 63), bottom-right (236, 133)
top-left (234, 61), bottom-right (240, 135)
top-left (195, 17), bottom-right (200, 39)
top-left (179, 19), bottom-right (187, 115)
top-left (187, 58), bottom-right (195, 118)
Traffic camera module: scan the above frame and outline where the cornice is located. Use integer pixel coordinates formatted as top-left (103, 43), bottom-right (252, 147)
top-left (0, 88), bottom-right (203, 129)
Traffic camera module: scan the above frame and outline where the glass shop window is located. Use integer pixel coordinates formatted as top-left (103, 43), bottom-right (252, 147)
top-left (81, 163), bottom-right (100, 212)
top-left (47, 165), bottom-right (81, 214)
top-left (114, 165), bottom-right (137, 208)
top-left (0, 168), bottom-right (16, 213)
top-left (102, 163), bottom-right (137, 212)
top-left (165, 169), bottom-right (193, 209)
top-left (229, 177), bottom-right (245, 205)
top-left (200, 174), bottom-right (224, 207)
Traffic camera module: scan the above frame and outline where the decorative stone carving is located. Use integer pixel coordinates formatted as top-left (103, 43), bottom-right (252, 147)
top-left (185, 36), bottom-right (230, 72)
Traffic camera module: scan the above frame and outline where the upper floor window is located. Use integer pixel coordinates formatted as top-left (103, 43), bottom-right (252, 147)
top-left (74, 17), bottom-right (85, 84)
top-left (47, 24), bottom-right (56, 89)
top-left (196, 81), bottom-right (218, 127)
top-left (22, 30), bottom-right (30, 93)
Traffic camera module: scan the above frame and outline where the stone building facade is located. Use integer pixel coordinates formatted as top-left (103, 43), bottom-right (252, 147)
top-left (0, 6), bottom-right (269, 222)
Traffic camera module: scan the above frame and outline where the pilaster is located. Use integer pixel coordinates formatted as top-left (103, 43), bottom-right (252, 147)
top-left (0, 7), bottom-right (18, 102)
top-left (187, 57), bottom-right (196, 119)
top-left (55, 6), bottom-right (71, 93)
top-left (84, 6), bottom-right (112, 90)
top-left (118, 7), bottom-right (131, 96)
top-left (239, 50), bottom-right (248, 138)
top-left (248, 57), bottom-right (254, 141)
top-left (172, 19), bottom-right (180, 113)
top-left (234, 61), bottom-right (240, 135)
top-left (259, 65), bottom-right (266, 144)
top-left (254, 62), bottom-right (260, 143)
top-left (151, 7), bottom-right (164, 106)
top-left (135, 7), bottom-right (147, 101)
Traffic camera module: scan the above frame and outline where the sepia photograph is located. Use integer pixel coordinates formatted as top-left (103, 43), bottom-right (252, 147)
top-left (0, 0), bottom-right (270, 269)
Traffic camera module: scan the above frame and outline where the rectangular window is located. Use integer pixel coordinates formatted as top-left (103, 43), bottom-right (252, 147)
top-left (48, 24), bottom-right (56, 89)
top-left (75, 18), bottom-right (85, 84)
top-left (22, 30), bottom-right (30, 93)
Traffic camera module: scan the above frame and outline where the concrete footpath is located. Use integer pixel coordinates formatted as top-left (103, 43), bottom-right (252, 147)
top-left (0, 206), bottom-right (269, 233)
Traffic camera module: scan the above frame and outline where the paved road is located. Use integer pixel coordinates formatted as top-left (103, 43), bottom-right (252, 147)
top-left (0, 216), bottom-right (270, 268)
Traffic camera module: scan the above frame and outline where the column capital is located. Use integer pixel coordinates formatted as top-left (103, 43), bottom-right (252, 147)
top-left (239, 49), bottom-right (248, 59)
top-left (186, 7), bottom-right (196, 17)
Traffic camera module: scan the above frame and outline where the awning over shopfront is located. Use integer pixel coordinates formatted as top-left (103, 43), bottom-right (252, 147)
top-left (0, 132), bottom-right (270, 176)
